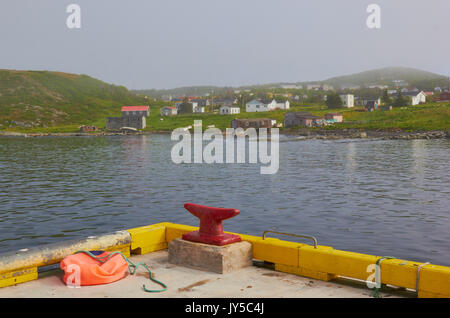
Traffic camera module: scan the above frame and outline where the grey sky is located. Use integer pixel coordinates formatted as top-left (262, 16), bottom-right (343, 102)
top-left (1, 0), bottom-right (449, 89)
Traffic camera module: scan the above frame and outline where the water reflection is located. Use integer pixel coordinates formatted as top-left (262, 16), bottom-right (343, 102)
top-left (0, 136), bottom-right (449, 266)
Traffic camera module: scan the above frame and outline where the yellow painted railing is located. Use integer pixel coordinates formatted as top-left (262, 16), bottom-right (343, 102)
top-left (128, 222), bottom-right (450, 298)
top-left (1, 222), bottom-right (449, 298)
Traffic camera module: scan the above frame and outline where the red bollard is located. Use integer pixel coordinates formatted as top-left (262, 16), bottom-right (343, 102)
top-left (182, 203), bottom-right (242, 246)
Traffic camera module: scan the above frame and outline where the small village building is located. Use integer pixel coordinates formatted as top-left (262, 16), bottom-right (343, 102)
top-left (106, 105), bottom-right (149, 130)
top-left (324, 113), bottom-right (343, 123)
top-left (365, 100), bottom-right (379, 111)
top-left (191, 98), bottom-right (210, 107)
top-left (361, 97), bottom-right (381, 107)
top-left (79, 125), bottom-right (98, 132)
top-left (284, 112), bottom-right (324, 128)
top-left (437, 91), bottom-right (450, 102)
top-left (299, 115), bottom-right (323, 127)
top-left (402, 91), bottom-right (427, 105)
top-left (160, 106), bottom-right (177, 116)
top-left (246, 99), bottom-right (270, 112)
top-left (176, 101), bottom-right (205, 113)
top-left (339, 94), bottom-right (354, 108)
top-left (274, 100), bottom-right (290, 110)
top-left (230, 118), bottom-right (275, 129)
top-left (121, 106), bottom-right (150, 117)
top-left (219, 106), bottom-right (240, 115)
top-left (107, 115), bottom-right (146, 130)
top-left (193, 105), bottom-right (205, 113)
top-left (245, 99), bottom-right (289, 112)
top-left (212, 98), bottom-right (237, 106)
top-left (211, 98), bottom-right (238, 111)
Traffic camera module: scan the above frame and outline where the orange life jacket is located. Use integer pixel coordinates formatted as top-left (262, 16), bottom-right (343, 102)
top-left (60, 251), bottom-right (128, 286)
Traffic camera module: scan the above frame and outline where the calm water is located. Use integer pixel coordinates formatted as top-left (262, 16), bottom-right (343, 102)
top-left (0, 135), bottom-right (449, 266)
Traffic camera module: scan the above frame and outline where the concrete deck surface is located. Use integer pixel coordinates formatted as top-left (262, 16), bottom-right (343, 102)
top-left (0, 250), bottom-right (414, 298)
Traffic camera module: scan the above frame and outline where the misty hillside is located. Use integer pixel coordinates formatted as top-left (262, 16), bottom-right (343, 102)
top-left (0, 70), bottom-right (146, 129)
top-left (322, 67), bottom-right (448, 89)
top-left (134, 86), bottom-right (234, 99)
top-left (137, 67), bottom-right (449, 97)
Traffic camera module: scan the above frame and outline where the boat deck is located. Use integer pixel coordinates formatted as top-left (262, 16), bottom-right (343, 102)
top-left (0, 250), bottom-right (413, 298)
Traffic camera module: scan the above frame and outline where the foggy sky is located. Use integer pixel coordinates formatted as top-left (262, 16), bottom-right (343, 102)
top-left (1, 0), bottom-right (449, 89)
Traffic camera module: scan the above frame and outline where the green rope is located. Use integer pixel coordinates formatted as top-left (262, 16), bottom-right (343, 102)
top-left (73, 250), bottom-right (167, 293)
top-left (370, 256), bottom-right (395, 298)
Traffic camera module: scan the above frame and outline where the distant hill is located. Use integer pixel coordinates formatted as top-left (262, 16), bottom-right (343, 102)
top-left (135, 67), bottom-right (449, 97)
top-left (134, 86), bottom-right (234, 99)
top-left (0, 70), bottom-right (146, 129)
top-left (322, 67), bottom-right (448, 90)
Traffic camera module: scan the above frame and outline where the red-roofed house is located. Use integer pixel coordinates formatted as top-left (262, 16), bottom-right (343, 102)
top-left (121, 106), bottom-right (150, 117)
top-left (106, 105), bottom-right (150, 130)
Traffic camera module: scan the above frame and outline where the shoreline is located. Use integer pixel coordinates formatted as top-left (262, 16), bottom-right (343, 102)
top-left (282, 128), bottom-right (449, 141)
top-left (0, 129), bottom-right (448, 140)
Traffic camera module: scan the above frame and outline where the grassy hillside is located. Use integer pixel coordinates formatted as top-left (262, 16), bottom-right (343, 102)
top-left (323, 67), bottom-right (448, 90)
top-left (133, 67), bottom-right (450, 98)
top-left (1, 68), bottom-right (448, 134)
top-left (0, 69), bottom-right (148, 130)
top-left (144, 103), bottom-right (450, 132)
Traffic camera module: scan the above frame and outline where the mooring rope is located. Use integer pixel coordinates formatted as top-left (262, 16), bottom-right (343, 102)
top-left (74, 250), bottom-right (167, 293)
top-left (370, 256), bottom-right (396, 298)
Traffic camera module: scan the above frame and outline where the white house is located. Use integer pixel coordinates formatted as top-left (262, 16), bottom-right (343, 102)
top-left (403, 91), bottom-right (427, 105)
top-left (275, 100), bottom-right (290, 110)
top-left (219, 105), bottom-right (240, 115)
top-left (246, 99), bottom-right (270, 112)
top-left (176, 101), bottom-right (204, 113)
top-left (339, 94), bottom-right (354, 108)
top-left (246, 99), bottom-right (289, 112)
top-left (193, 105), bottom-right (205, 113)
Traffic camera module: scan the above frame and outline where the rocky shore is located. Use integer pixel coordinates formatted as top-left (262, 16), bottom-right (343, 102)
top-left (1, 129), bottom-right (448, 140)
top-left (282, 128), bottom-right (449, 141)
top-left (0, 131), bottom-right (144, 137)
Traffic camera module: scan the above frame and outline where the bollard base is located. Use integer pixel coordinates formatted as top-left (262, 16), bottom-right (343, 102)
top-left (168, 238), bottom-right (252, 274)
top-left (182, 231), bottom-right (241, 246)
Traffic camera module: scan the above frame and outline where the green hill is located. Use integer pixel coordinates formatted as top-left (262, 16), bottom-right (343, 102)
top-left (134, 86), bottom-right (234, 99)
top-left (0, 69), bottom-right (147, 130)
top-left (135, 67), bottom-right (450, 98)
top-left (323, 67), bottom-right (449, 90)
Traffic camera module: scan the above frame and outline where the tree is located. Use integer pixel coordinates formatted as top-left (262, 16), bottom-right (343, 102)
top-left (381, 89), bottom-right (391, 105)
top-left (393, 90), bottom-right (407, 107)
top-left (325, 92), bottom-right (343, 108)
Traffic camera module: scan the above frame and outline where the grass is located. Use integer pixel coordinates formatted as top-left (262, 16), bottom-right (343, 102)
top-left (333, 103), bottom-right (450, 131)
top-left (2, 101), bottom-right (449, 134)
top-left (1, 69), bottom-right (448, 134)
top-left (0, 69), bottom-right (150, 130)
top-left (143, 103), bottom-right (450, 133)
